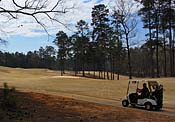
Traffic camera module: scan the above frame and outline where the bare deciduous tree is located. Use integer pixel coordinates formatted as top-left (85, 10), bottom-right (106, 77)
top-left (113, 0), bottom-right (137, 79)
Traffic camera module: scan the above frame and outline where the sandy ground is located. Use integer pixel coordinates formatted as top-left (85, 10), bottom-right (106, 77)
top-left (1, 90), bottom-right (175, 122)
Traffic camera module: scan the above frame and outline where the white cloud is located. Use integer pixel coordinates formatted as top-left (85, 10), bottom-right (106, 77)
top-left (0, 0), bottom-right (138, 38)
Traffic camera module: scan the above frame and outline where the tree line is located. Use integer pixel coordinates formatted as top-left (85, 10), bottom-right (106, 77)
top-left (1, 0), bottom-right (175, 79)
top-left (54, 1), bottom-right (175, 79)
top-left (0, 46), bottom-right (57, 70)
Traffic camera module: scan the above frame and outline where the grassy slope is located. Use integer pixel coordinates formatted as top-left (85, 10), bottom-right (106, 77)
top-left (0, 66), bottom-right (174, 103)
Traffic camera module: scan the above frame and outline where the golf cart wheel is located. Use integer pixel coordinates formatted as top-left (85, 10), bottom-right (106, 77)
top-left (122, 100), bottom-right (129, 107)
top-left (145, 102), bottom-right (152, 110)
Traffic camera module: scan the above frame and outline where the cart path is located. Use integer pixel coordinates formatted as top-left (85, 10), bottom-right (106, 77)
top-left (17, 88), bottom-right (175, 117)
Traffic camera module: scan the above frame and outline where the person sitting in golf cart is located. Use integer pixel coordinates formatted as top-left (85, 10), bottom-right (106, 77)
top-left (137, 83), bottom-right (149, 99)
top-left (153, 84), bottom-right (163, 95)
top-left (152, 84), bottom-right (163, 100)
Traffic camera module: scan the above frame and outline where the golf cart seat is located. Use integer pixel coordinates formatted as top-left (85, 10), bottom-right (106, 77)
top-left (129, 93), bottom-right (138, 103)
top-left (138, 91), bottom-right (150, 99)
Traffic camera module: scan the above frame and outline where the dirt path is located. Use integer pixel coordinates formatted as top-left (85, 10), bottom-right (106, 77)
top-left (17, 88), bottom-right (175, 117)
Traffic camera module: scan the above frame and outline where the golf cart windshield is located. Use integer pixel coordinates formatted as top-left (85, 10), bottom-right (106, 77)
top-left (127, 80), bottom-right (159, 95)
top-left (127, 80), bottom-right (143, 94)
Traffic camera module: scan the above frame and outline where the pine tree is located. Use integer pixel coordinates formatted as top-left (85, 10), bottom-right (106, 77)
top-left (53, 31), bottom-right (69, 76)
top-left (91, 4), bottom-right (110, 79)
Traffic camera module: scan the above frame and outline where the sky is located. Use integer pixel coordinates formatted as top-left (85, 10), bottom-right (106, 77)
top-left (0, 0), bottom-right (146, 53)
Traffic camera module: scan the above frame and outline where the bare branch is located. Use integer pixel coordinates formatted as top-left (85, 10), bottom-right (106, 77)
top-left (0, 0), bottom-right (75, 41)
top-left (12, 0), bottom-right (47, 10)
top-left (32, 14), bottom-right (51, 40)
top-left (51, 0), bottom-right (62, 11)
top-left (113, 0), bottom-right (138, 79)
top-left (44, 12), bottom-right (75, 32)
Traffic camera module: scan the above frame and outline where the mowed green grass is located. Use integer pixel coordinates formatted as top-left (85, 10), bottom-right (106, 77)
top-left (0, 66), bottom-right (174, 103)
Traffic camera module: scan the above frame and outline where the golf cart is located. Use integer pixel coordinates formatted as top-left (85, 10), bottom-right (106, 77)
top-left (122, 80), bottom-right (163, 110)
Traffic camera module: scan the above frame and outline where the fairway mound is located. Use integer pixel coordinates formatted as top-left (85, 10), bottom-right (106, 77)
top-left (51, 76), bottom-right (81, 79)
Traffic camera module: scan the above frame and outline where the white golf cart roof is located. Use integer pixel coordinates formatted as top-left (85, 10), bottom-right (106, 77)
top-left (128, 80), bottom-right (159, 93)
top-left (129, 80), bottom-right (158, 85)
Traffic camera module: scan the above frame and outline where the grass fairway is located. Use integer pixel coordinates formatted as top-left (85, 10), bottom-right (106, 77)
top-left (0, 66), bottom-right (174, 104)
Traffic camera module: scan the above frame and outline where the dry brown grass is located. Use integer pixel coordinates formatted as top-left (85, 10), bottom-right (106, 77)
top-left (1, 90), bottom-right (175, 122)
top-left (0, 66), bottom-right (174, 105)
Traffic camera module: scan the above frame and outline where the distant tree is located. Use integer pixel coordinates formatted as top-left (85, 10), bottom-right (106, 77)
top-left (91, 4), bottom-right (110, 79)
top-left (113, 0), bottom-right (137, 79)
top-left (135, 0), bottom-right (155, 77)
top-left (164, 0), bottom-right (175, 76)
top-left (69, 34), bottom-right (78, 75)
top-left (26, 51), bottom-right (40, 68)
top-left (112, 10), bottom-right (124, 80)
top-left (160, 7), bottom-right (168, 77)
top-left (141, 40), bottom-right (156, 76)
top-left (37, 46), bottom-right (56, 69)
top-left (75, 20), bottom-right (90, 77)
top-left (136, 0), bottom-right (175, 77)
top-left (14, 52), bottom-right (26, 67)
top-left (44, 46), bottom-right (56, 69)
top-left (38, 47), bottom-right (46, 67)
top-left (158, 0), bottom-right (175, 76)
top-left (152, 0), bottom-right (162, 77)
top-left (53, 31), bottom-right (69, 76)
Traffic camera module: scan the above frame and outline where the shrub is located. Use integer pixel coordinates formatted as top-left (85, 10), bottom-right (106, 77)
top-left (1, 83), bottom-right (17, 111)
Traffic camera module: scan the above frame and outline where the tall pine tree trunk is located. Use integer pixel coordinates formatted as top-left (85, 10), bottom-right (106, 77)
top-left (112, 56), bottom-right (115, 80)
top-left (169, 0), bottom-right (173, 76)
top-left (169, 21), bottom-right (173, 76)
top-left (93, 53), bottom-right (96, 78)
top-left (148, 12), bottom-right (154, 78)
top-left (172, 34), bottom-right (175, 76)
top-left (110, 54), bottom-right (113, 80)
top-left (126, 34), bottom-right (132, 79)
top-left (163, 30), bottom-right (167, 77)
top-left (117, 40), bottom-right (120, 80)
top-left (156, 12), bottom-right (160, 77)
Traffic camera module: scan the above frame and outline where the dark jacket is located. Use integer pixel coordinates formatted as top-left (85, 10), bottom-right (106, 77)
top-left (140, 87), bottom-right (149, 98)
